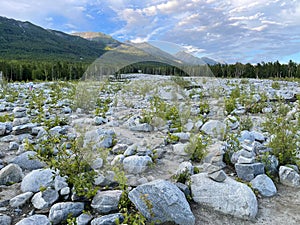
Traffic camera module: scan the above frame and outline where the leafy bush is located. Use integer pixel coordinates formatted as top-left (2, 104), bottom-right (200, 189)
top-left (262, 113), bottom-right (299, 166)
top-left (185, 134), bottom-right (209, 162)
top-left (271, 81), bottom-right (281, 90)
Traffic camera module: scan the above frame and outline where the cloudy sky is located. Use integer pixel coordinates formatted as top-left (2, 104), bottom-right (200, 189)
top-left (0, 0), bottom-right (300, 63)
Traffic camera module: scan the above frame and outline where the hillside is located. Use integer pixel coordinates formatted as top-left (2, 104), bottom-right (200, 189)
top-left (174, 51), bottom-right (219, 65)
top-left (0, 16), bottom-right (109, 62)
top-left (72, 32), bottom-right (120, 48)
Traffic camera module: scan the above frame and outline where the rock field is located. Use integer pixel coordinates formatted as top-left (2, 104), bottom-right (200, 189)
top-left (0, 74), bottom-right (300, 224)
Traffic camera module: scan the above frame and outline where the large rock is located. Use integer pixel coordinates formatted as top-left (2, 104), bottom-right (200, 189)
top-left (12, 123), bottom-right (36, 135)
top-left (91, 190), bottom-right (122, 214)
top-left (49, 202), bottom-right (85, 225)
top-left (84, 128), bottom-right (115, 149)
top-left (21, 169), bottom-right (55, 192)
top-left (123, 155), bottom-right (152, 174)
top-left (191, 173), bottom-right (258, 220)
top-left (250, 174), bottom-right (277, 197)
top-left (76, 213), bottom-right (93, 225)
top-left (235, 163), bottom-right (265, 181)
top-left (11, 151), bottom-right (45, 170)
top-left (15, 215), bottom-right (50, 225)
top-left (128, 179), bottom-right (195, 225)
top-left (201, 120), bottom-right (226, 139)
top-left (0, 163), bottom-right (23, 185)
top-left (91, 213), bottom-right (124, 225)
top-left (0, 214), bottom-right (12, 225)
top-left (9, 192), bottom-right (33, 208)
top-left (31, 188), bottom-right (59, 209)
top-left (13, 107), bottom-right (27, 118)
top-left (279, 166), bottom-right (300, 187)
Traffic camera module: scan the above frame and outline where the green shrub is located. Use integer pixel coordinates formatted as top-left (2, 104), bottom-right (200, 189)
top-left (185, 134), bottom-right (209, 162)
top-left (271, 81), bottom-right (281, 90)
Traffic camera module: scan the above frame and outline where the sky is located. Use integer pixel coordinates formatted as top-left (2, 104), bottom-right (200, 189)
top-left (0, 0), bottom-right (300, 64)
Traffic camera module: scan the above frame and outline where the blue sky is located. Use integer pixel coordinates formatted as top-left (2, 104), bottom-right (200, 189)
top-left (0, 0), bottom-right (300, 64)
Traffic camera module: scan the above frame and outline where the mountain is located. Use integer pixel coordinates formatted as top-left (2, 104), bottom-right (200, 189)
top-left (72, 32), bottom-right (120, 48)
top-left (174, 51), bottom-right (219, 65)
top-left (0, 16), bottom-right (109, 61)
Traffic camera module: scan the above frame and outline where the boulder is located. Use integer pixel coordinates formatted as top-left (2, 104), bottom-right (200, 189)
top-left (91, 190), bottom-right (122, 214)
top-left (129, 123), bottom-right (153, 132)
top-left (11, 151), bottom-right (45, 170)
top-left (172, 143), bottom-right (189, 156)
top-left (8, 141), bottom-right (19, 151)
top-left (123, 155), bottom-right (152, 174)
top-left (279, 166), bottom-right (300, 187)
top-left (0, 122), bottom-right (6, 136)
top-left (13, 107), bottom-right (27, 118)
top-left (201, 120), bottom-right (226, 139)
top-left (128, 179), bottom-right (195, 225)
top-left (84, 128), bottom-right (115, 149)
top-left (21, 169), bottom-right (55, 192)
top-left (250, 174), bottom-right (277, 197)
top-left (31, 188), bottom-right (59, 209)
top-left (191, 173), bottom-right (258, 220)
top-left (49, 202), bottom-right (85, 225)
top-left (172, 132), bottom-right (190, 142)
top-left (0, 214), bottom-right (11, 225)
top-left (91, 213), bottom-right (124, 225)
top-left (12, 123), bottom-right (36, 135)
top-left (9, 192), bottom-right (33, 208)
top-left (235, 163), bottom-right (265, 181)
top-left (175, 161), bottom-right (194, 176)
top-left (15, 215), bottom-right (50, 225)
top-left (0, 163), bottom-right (23, 185)
top-left (76, 213), bottom-right (93, 225)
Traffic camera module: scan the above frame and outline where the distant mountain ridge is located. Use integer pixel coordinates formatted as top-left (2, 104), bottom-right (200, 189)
top-left (0, 16), bottom-right (110, 61)
top-left (72, 32), bottom-right (120, 47)
top-left (174, 51), bottom-right (219, 65)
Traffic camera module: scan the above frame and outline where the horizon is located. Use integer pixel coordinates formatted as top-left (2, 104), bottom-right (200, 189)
top-left (0, 0), bottom-right (299, 64)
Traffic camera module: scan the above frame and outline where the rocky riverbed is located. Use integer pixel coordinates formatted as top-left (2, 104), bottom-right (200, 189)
top-left (0, 74), bottom-right (299, 225)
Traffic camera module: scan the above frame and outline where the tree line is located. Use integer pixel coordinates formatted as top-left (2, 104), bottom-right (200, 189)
top-left (0, 59), bottom-right (299, 81)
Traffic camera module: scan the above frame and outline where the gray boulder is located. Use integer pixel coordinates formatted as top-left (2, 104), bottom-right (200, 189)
top-left (201, 120), bottom-right (226, 139)
top-left (13, 117), bottom-right (30, 126)
top-left (76, 213), bottom-right (93, 225)
top-left (191, 173), bottom-right (257, 220)
top-left (0, 163), bottom-right (23, 185)
top-left (15, 215), bottom-right (50, 225)
top-left (9, 141), bottom-right (19, 151)
top-left (0, 214), bottom-right (11, 225)
top-left (9, 192), bottom-right (33, 208)
top-left (0, 122), bottom-right (6, 136)
top-left (49, 202), bottom-right (85, 225)
top-left (11, 151), bottom-right (45, 170)
top-left (235, 163), bottom-right (265, 181)
top-left (250, 174), bottom-right (277, 197)
top-left (12, 123), bottom-right (36, 135)
top-left (91, 190), bottom-right (122, 214)
top-left (279, 166), bottom-right (300, 187)
top-left (13, 107), bottom-right (27, 118)
top-left (84, 128), bottom-right (115, 149)
top-left (123, 155), bottom-right (152, 174)
top-left (172, 132), bottom-right (190, 142)
top-left (128, 179), bottom-right (195, 225)
top-left (21, 169), bottom-right (55, 192)
top-left (91, 213), bottom-right (124, 225)
top-left (31, 188), bottom-right (59, 209)
top-left (172, 143), bottom-right (189, 156)
top-left (130, 123), bottom-right (153, 132)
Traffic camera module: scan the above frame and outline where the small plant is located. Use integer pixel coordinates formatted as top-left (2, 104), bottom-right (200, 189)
top-left (271, 81), bottom-right (281, 90)
top-left (199, 100), bottom-right (210, 114)
top-left (224, 97), bottom-right (236, 114)
top-left (239, 115), bottom-right (253, 131)
top-left (262, 112), bottom-right (299, 166)
top-left (185, 134), bottom-right (209, 162)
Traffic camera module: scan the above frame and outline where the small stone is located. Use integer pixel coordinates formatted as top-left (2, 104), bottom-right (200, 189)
top-left (279, 166), bottom-right (300, 187)
top-left (91, 158), bottom-right (104, 170)
top-left (111, 144), bottom-right (128, 154)
top-left (9, 141), bottom-right (19, 151)
top-left (172, 143), bottom-right (189, 156)
top-left (0, 163), bottom-right (23, 185)
top-left (10, 192), bottom-right (33, 208)
top-left (31, 188), bottom-right (59, 209)
top-left (0, 214), bottom-right (12, 225)
top-left (208, 170), bottom-right (227, 182)
top-left (237, 156), bottom-right (256, 164)
top-left (91, 213), bottom-right (124, 225)
top-left (250, 174), bottom-right (277, 197)
top-left (15, 215), bottom-right (50, 225)
top-left (235, 163), bottom-right (265, 181)
top-left (76, 213), bottom-right (93, 225)
top-left (60, 187), bottom-right (70, 196)
top-left (49, 202), bottom-right (85, 225)
top-left (91, 190), bottom-right (122, 214)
